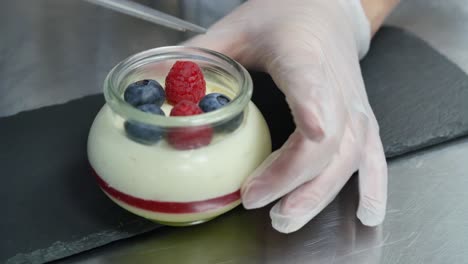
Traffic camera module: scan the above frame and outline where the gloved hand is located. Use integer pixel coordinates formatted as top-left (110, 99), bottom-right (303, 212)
top-left (184, 0), bottom-right (387, 233)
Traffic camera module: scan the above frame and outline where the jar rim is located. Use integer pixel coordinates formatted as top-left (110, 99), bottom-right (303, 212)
top-left (103, 46), bottom-right (253, 128)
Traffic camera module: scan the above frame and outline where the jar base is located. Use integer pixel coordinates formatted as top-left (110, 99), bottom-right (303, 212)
top-left (100, 188), bottom-right (241, 226)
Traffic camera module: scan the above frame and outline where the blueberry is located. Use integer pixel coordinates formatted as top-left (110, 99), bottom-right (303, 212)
top-left (124, 104), bottom-right (165, 144)
top-left (199, 93), bottom-right (231, 112)
top-left (135, 104), bottom-right (165, 115)
top-left (199, 93), bottom-right (244, 132)
top-left (124, 79), bottom-right (165, 107)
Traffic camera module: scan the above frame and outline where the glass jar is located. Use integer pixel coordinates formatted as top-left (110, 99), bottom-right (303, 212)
top-left (87, 46), bottom-right (272, 226)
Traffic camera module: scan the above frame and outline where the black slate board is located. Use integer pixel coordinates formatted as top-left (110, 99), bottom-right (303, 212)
top-left (2, 26), bottom-right (468, 263)
top-left (365, 28), bottom-right (468, 157)
top-left (250, 27), bottom-right (468, 157)
top-left (1, 96), bottom-right (159, 264)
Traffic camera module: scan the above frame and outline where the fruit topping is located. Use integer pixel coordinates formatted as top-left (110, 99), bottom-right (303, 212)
top-left (124, 79), bottom-right (165, 107)
top-left (124, 104), bottom-right (165, 144)
top-left (199, 93), bottom-right (230, 112)
top-left (199, 93), bottom-right (243, 132)
top-left (165, 61), bottom-right (206, 105)
top-left (167, 100), bottom-right (213, 149)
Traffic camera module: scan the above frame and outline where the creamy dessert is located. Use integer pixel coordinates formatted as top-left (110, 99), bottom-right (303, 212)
top-left (88, 60), bottom-right (271, 225)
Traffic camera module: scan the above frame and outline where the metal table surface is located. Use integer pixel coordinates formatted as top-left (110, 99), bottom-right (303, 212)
top-left (61, 138), bottom-right (468, 264)
top-left (1, 0), bottom-right (468, 263)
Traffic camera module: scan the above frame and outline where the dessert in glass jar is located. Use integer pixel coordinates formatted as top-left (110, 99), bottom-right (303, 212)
top-left (87, 46), bottom-right (271, 226)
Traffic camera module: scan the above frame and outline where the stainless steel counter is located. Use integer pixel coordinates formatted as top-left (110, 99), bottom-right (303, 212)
top-left (1, 0), bottom-right (468, 263)
top-left (60, 138), bottom-right (468, 263)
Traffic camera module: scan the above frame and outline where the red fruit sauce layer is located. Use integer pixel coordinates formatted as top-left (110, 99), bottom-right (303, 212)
top-left (91, 168), bottom-right (240, 214)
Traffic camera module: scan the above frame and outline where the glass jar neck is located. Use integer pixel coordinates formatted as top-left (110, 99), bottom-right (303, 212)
top-left (103, 46), bottom-right (252, 128)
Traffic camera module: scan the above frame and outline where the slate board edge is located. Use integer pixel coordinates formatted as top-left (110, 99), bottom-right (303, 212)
top-left (6, 226), bottom-right (158, 264)
top-left (385, 130), bottom-right (468, 158)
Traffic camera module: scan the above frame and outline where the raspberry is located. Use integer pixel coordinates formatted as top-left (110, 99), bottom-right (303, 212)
top-left (170, 100), bottom-right (203, 116)
top-left (165, 61), bottom-right (206, 105)
top-left (168, 100), bottom-right (213, 149)
top-left (167, 127), bottom-right (213, 150)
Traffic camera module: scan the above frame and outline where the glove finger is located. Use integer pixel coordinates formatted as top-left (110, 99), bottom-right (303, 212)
top-left (266, 48), bottom-right (347, 142)
top-left (357, 122), bottom-right (388, 226)
top-left (269, 114), bottom-right (368, 233)
top-left (181, 28), bottom-right (246, 62)
top-left (241, 129), bottom-right (339, 210)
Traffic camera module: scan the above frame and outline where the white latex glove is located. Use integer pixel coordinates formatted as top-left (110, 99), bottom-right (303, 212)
top-left (185, 0), bottom-right (387, 233)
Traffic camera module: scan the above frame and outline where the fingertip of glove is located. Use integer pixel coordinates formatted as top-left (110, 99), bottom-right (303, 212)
top-left (242, 200), bottom-right (262, 210)
top-left (357, 206), bottom-right (385, 227)
top-left (270, 210), bottom-right (303, 234)
top-left (240, 181), bottom-right (269, 209)
top-left (242, 195), bottom-right (271, 210)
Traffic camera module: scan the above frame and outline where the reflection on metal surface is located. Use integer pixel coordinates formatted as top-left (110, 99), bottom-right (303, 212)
top-left (62, 138), bottom-right (468, 263)
top-left (0, 0), bottom-right (185, 117)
